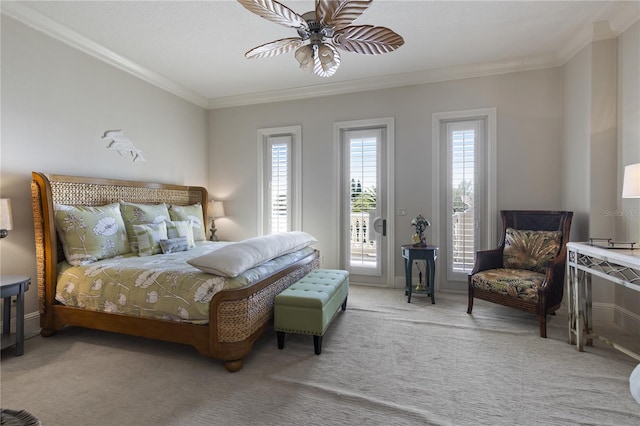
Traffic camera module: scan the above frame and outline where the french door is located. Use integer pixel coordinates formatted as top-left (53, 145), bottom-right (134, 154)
top-left (335, 118), bottom-right (394, 286)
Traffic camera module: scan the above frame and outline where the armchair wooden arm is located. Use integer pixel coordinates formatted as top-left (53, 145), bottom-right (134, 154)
top-left (469, 247), bottom-right (504, 275)
top-left (540, 255), bottom-right (567, 307)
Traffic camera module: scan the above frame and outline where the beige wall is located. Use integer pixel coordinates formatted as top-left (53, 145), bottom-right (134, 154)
top-left (0, 16), bottom-right (209, 335)
top-left (562, 20), bottom-right (640, 330)
top-left (562, 44), bottom-right (591, 240)
top-left (209, 67), bottom-right (564, 289)
top-left (615, 20), bottom-right (640, 328)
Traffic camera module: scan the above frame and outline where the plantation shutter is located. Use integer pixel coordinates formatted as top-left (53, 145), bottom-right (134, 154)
top-left (448, 122), bottom-right (478, 275)
top-left (268, 136), bottom-right (291, 234)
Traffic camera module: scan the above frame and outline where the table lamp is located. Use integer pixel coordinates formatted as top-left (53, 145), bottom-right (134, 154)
top-left (0, 198), bottom-right (13, 239)
top-left (209, 201), bottom-right (225, 241)
top-left (622, 162), bottom-right (640, 243)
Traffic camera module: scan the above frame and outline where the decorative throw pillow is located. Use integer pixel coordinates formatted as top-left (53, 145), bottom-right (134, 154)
top-left (503, 228), bottom-right (562, 274)
top-left (159, 236), bottom-right (189, 254)
top-left (120, 201), bottom-right (171, 252)
top-left (54, 203), bottom-right (129, 266)
top-left (133, 222), bottom-right (168, 256)
top-left (165, 220), bottom-right (195, 249)
top-left (169, 204), bottom-right (206, 241)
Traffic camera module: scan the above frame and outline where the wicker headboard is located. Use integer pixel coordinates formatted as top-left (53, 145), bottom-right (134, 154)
top-left (31, 172), bottom-right (208, 315)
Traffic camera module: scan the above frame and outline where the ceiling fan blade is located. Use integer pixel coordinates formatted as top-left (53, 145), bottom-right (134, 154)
top-left (316, 0), bottom-right (372, 31)
top-left (333, 25), bottom-right (405, 55)
top-left (245, 38), bottom-right (305, 59)
top-left (313, 44), bottom-right (341, 77)
top-left (237, 0), bottom-right (308, 29)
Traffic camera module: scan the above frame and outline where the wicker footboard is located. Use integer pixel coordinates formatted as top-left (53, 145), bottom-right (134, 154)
top-left (212, 252), bottom-right (320, 372)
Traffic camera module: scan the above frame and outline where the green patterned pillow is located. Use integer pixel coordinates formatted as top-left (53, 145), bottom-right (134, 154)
top-left (503, 228), bottom-right (562, 273)
top-left (54, 203), bottom-right (129, 266)
top-left (169, 204), bottom-right (206, 241)
top-left (120, 201), bottom-right (171, 252)
top-left (133, 222), bottom-right (168, 256)
top-left (165, 220), bottom-right (195, 249)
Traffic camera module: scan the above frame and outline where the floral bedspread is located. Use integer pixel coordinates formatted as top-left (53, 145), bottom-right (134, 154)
top-left (56, 242), bottom-right (315, 324)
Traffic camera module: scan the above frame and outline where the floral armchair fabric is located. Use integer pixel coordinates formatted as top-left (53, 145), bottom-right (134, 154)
top-left (467, 211), bottom-right (573, 337)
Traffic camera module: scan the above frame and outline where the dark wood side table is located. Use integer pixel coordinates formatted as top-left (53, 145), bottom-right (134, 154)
top-left (401, 245), bottom-right (438, 304)
top-left (1, 275), bottom-right (30, 356)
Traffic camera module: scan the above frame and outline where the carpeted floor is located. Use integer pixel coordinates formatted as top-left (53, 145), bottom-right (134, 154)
top-left (2, 286), bottom-right (639, 425)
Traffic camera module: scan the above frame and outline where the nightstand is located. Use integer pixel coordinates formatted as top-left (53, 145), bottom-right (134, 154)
top-left (1, 275), bottom-right (30, 356)
top-left (401, 245), bottom-right (438, 304)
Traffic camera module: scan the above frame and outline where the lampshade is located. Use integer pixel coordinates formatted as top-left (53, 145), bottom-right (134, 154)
top-left (212, 201), bottom-right (225, 218)
top-left (295, 45), bottom-right (314, 72)
top-left (622, 163), bottom-right (640, 198)
top-left (0, 198), bottom-right (13, 238)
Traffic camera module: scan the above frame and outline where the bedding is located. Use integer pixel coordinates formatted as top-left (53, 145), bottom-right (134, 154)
top-left (133, 221), bottom-right (168, 256)
top-left (165, 220), bottom-right (195, 248)
top-left (56, 242), bottom-right (316, 324)
top-left (188, 231), bottom-right (318, 277)
top-left (120, 201), bottom-right (171, 252)
top-left (159, 236), bottom-right (189, 254)
top-left (168, 203), bottom-right (207, 241)
top-left (54, 202), bottom-right (130, 265)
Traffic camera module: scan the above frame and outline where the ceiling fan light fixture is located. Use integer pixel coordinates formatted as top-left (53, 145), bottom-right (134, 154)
top-left (238, 0), bottom-right (404, 77)
top-left (295, 45), bottom-right (315, 71)
top-left (318, 43), bottom-right (337, 67)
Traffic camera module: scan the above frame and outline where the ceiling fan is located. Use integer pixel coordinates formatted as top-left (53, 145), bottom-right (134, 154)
top-left (237, 0), bottom-right (405, 77)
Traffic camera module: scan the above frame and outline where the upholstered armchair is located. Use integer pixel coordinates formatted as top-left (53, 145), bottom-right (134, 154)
top-left (467, 210), bottom-right (573, 337)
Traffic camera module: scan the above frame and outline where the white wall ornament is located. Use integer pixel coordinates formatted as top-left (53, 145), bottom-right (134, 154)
top-left (101, 130), bottom-right (146, 162)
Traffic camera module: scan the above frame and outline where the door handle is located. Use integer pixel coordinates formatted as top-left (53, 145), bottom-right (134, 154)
top-left (372, 217), bottom-right (387, 237)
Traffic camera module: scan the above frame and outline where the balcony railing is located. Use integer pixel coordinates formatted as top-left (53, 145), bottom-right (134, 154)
top-left (350, 212), bottom-right (377, 266)
top-left (452, 210), bottom-right (475, 272)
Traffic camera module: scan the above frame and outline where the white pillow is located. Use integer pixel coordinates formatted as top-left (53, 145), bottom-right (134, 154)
top-left (165, 220), bottom-right (195, 249)
top-left (187, 231), bottom-right (317, 277)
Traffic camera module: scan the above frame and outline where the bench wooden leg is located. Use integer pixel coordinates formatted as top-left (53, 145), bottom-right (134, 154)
top-left (313, 335), bottom-right (322, 355)
top-left (341, 296), bottom-right (348, 311)
top-left (277, 331), bottom-right (285, 349)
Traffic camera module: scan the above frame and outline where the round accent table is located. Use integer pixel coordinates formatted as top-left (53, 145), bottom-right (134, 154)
top-left (1, 275), bottom-right (30, 356)
top-left (401, 244), bottom-right (438, 304)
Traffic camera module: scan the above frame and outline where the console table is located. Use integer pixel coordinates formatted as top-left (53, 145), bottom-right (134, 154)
top-left (566, 242), bottom-right (640, 361)
top-left (401, 244), bottom-right (438, 304)
top-left (1, 275), bottom-right (30, 356)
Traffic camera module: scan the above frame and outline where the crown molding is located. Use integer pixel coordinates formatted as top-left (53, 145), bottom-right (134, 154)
top-left (207, 54), bottom-right (563, 109)
top-left (1, 2), bottom-right (209, 109)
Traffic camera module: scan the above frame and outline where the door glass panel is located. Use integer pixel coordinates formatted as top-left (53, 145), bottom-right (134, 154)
top-left (346, 129), bottom-right (381, 275)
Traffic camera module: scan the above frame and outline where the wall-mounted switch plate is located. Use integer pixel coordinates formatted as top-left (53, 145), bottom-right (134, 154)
top-left (397, 208), bottom-right (407, 216)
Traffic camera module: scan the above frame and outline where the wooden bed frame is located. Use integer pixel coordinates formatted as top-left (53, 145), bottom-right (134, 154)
top-left (30, 172), bottom-right (319, 372)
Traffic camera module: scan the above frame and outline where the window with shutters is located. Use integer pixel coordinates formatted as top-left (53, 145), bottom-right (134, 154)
top-left (432, 108), bottom-right (496, 288)
top-left (257, 126), bottom-right (301, 235)
top-left (269, 139), bottom-right (291, 234)
top-left (448, 122), bottom-right (478, 275)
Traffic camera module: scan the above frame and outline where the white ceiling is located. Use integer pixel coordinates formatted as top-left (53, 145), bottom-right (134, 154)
top-left (3, 1), bottom-right (639, 109)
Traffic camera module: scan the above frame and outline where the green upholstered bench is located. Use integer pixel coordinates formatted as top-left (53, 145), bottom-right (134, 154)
top-left (274, 269), bottom-right (349, 355)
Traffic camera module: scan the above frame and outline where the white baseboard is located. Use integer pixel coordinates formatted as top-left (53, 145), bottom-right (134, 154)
top-left (0, 311), bottom-right (41, 342)
top-left (590, 302), bottom-right (640, 335)
top-left (612, 304), bottom-right (640, 336)
top-left (24, 312), bottom-right (41, 339)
